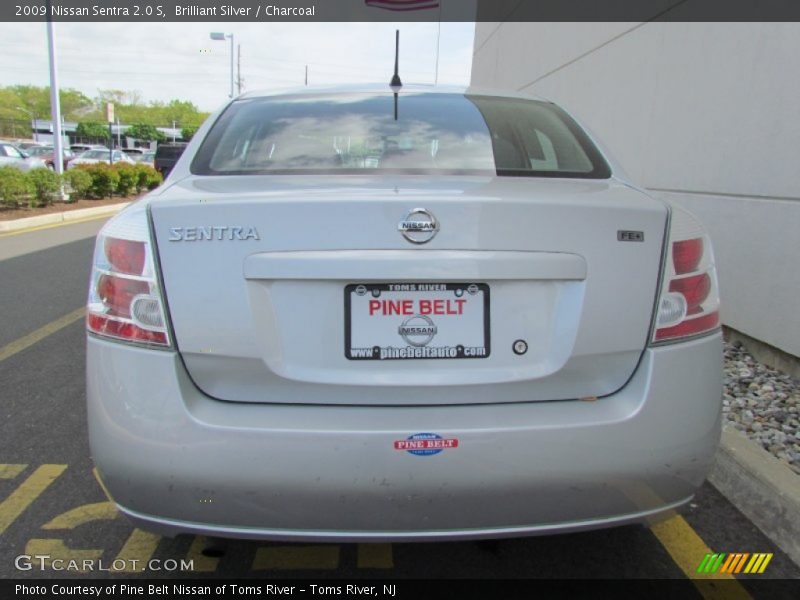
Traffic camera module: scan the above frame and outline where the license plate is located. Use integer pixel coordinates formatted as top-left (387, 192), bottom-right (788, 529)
top-left (345, 283), bottom-right (490, 360)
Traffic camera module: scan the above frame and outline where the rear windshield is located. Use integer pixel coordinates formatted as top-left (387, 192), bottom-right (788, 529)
top-left (191, 92), bottom-right (610, 178)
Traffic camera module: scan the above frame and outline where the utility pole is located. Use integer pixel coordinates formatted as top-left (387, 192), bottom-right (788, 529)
top-left (209, 32), bottom-right (234, 98)
top-left (434, 17), bottom-right (441, 85)
top-left (305, 65), bottom-right (308, 86)
top-left (237, 44), bottom-right (244, 95)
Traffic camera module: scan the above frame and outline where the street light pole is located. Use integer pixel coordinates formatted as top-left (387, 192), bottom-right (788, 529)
top-left (46, 1), bottom-right (67, 199)
top-left (15, 107), bottom-right (38, 142)
top-left (210, 32), bottom-right (235, 99)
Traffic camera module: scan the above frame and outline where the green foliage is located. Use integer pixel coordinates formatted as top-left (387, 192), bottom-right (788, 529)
top-left (125, 122), bottom-right (165, 142)
top-left (62, 168), bottom-right (93, 200)
top-left (93, 93), bottom-right (208, 132)
top-left (97, 89), bottom-right (142, 107)
top-left (76, 121), bottom-right (110, 141)
top-left (81, 164), bottom-right (120, 198)
top-left (133, 164), bottom-right (163, 192)
top-left (0, 160), bottom-right (157, 212)
top-left (0, 86), bottom-right (210, 141)
top-left (0, 166), bottom-right (34, 208)
top-left (0, 85), bottom-right (93, 122)
top-left (181, 125), bottom-right (199, 141)
top-left (25, 168), bottom-right (61, 207)
top-left (113, 163), bottom-right (138, 197)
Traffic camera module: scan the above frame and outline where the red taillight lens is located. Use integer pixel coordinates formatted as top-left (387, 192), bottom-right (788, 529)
top-left (104, 237), bottom-right (145, 275)
top-left (669, 273), bottom-right (711, 315)
top-left (87, 207), bottom-right (171, 348)
top-left (87, 314), bottom-right (168, 345)
top-left (672, 238), bottom-right (703, 275)
top-left (653, 208), bottom-right (720, 344)
top-left (97, 275), bottom-right (149, 318)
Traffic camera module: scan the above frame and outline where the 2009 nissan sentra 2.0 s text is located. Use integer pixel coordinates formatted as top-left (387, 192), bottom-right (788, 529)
top-left (86, 85), bottom-right (722, 541)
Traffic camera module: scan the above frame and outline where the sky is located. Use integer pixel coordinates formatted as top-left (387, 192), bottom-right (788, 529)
top-left (0, 21), bottom-right (475, 112)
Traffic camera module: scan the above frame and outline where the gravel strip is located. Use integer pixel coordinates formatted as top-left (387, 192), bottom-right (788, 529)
top-left (724, 340), bottom-right (800, 476)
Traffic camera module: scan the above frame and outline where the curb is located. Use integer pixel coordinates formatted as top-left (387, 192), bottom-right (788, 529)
top-left (0, 202), bottom-right (131, 234)
top-left (709, 426), bottom-right (800, 565)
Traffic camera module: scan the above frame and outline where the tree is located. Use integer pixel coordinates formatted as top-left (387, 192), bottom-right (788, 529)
top-left (0, 86), bottom-right (210, 133)
top-left (97, 89), bottom-right (143, 108)
top-left (125, 123), bottom-right (165, 143)
top-left (59, 89), bottom-right (94, 119)
top-left (181, 125), bottom-right (199, 141)
top-left (4, 85), bottom-right (93, 121)
top-left (8, 85), bottom-right (49, 118)
top-left (76, 121), bottom-right (110, 142)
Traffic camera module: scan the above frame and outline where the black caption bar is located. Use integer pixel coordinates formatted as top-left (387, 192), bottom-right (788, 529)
top-left (4, 0), bottom-right (800, 22)
top-left (5, 579), bottom-right (800, 600)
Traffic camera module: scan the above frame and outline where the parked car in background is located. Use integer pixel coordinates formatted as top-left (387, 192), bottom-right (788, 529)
top-left (71, 143), bottom-right (108, 154)
top-left (0, 142), bottom-right (47, 171)
top-left (25, 145), bottom-right (76, 170)
top-left (18, 141), bottom-right (45, 150)
top-left (153, 142), bottom-right (187, 177)
top-left (125, 149), bottom-right (155, 166)
top-left (86, 85), bottom-right (723, 542)
top-left (140, 150), bottom-right (156, 168)
top-left (68, 149), bottom-right (135, 169)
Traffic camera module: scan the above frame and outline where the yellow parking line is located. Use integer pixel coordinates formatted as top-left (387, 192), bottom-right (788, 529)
top-left (186, 536), bottom-right (221, 572)
top-left (252, 546), bottom-right (340, 570)
top-left (0, 308), bottom-right (84, 363)
top-left (92, 467), bottom-right (115, 502)
top-left (650, 515), bottom-right (753, 600)
top-left (0, 464), bottom-right (27, 479)
top-left (0, 464), bottom-right (67, 534)
top-left (42, 501), bottom-right (118, 530)
top-left (357, 543), bottom-right (394, 569)
top-left (25, 539), bottom-right (103, 572)
top-left (114, 529), bottom-right (162, 572)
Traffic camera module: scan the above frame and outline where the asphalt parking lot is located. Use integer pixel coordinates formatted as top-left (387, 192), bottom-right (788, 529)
top-left (0, 218), bottom-right (798, 595)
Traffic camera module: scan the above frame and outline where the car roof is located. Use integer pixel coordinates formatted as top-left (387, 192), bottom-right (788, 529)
top-left (238, 83), bottom-right (550, 103)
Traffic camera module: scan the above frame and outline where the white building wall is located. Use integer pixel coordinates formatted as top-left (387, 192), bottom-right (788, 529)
top-left (472, 22), bottom-right (800, 357)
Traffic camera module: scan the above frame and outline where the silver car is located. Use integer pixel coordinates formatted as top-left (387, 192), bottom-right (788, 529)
top-left (0, 142), bottom-right (47, 171)
top-left (68, 149), bottom-right (135, 169)
top-left (86, 85), bottom-right (722, 541)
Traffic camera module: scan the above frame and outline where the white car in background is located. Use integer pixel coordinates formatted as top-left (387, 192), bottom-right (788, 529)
top-left (0, 142), bottom-right (47, 171)
top-left (87, 85), bottom-right (722, 542)
top-left (68, 149), bottom-right (135, 169)
top-left (140, 150), bottom-right (156, 168)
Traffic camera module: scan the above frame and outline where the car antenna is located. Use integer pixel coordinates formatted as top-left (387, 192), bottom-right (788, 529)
top-left (390, 29), bottom-right (402, 120)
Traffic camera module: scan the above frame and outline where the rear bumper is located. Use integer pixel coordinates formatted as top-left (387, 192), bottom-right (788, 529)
top-left (87, 333), bottom-right (722, 541)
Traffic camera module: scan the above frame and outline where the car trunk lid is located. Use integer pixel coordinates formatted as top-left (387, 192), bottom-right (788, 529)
top-left (150, 174), bottom-right (666, 405)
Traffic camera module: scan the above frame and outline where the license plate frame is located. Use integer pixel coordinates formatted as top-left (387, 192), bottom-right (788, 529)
top-left (344, 282), bottom-right (490, 361)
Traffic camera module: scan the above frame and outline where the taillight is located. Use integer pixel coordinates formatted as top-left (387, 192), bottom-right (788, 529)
top-left (87, 203), bottom-right (171, 347)
top-left (672, 238), bottom-right (703, 275)
top-left (652, 206), bottom-right (721, 343)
